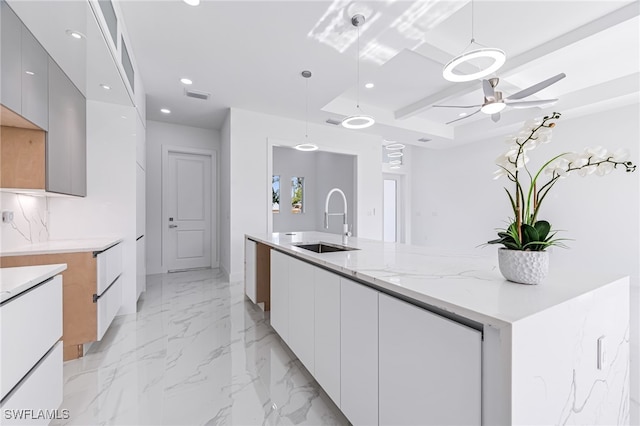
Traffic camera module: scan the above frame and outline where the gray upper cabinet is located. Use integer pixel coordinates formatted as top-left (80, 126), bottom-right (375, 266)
top-left (1, 1), bottom-right (23, 115)
top-left (47, 58), bottom-right (86, 196)
top-left (20, 26), bottom-right (49, 130)
top-left (1, 0), bottom-right (48, 130)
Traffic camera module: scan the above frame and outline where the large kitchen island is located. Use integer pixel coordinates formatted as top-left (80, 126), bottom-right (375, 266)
top-left (245, 231), bottom-right (630, 425)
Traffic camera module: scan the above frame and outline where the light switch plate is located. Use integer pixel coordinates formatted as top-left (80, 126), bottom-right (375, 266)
top-left (2, 211), bottom-right (14, 223)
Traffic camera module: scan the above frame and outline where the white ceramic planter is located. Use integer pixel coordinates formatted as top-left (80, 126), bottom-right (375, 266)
top-left (498, 248), bottom-right (549, 285)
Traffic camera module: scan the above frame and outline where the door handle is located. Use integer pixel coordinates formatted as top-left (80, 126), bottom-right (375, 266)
top-left (169, 224), bottom-right (178, 228)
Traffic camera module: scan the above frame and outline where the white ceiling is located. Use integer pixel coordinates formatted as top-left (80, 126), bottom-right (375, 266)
top-left (12, 0), bottom-right (640, 149)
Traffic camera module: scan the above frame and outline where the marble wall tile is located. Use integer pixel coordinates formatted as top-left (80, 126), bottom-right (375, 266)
top-left (0, 193), bottom-right (49, 250)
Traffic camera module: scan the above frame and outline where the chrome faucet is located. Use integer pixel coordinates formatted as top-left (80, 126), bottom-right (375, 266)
top-left (324, 188), bottom-right (351, 242)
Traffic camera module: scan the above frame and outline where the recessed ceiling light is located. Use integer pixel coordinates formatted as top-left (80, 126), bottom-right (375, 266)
top-left (65, 29), bottom-right (85, 39)
top-left (459, 112), bottom-right (468, 117)
top-left (160, 108), bottom-right (171, 114)
top-left (389, 160), bottom-right (402, 165)
top-left (99, 84), bottom-right (111, 90)
top-left (390, 165), bottom-right (401, 169)
top-left (295, 143), bottom-right (319, 152)
top-left (385, 143), bottom-right (405, 150)
top-left (365, 83), bottom-right (375, 89)
top-left (180, 78), bottom-right (193, 85)
top-left (183, 0), bottom-right (200, 5)
top-left (388, 152), bottom-right (403, 158)
top-left (25, 71), bottom-right (35, 76)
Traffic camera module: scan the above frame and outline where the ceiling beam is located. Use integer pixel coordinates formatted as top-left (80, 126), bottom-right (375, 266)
top-left (394, 1), bottom-right (640, 120)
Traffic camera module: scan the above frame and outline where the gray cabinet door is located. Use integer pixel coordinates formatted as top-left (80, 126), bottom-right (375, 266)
top-left (21, 26), bottom-right (48, 130)
top-left (1, 0), bottom-right (22, 114)
top-left (69, 79), bottom-right (86, 196)
top-left (47, 58), bottom-right (86, 196)
top-left (47, 58), bottom-right (72, 194)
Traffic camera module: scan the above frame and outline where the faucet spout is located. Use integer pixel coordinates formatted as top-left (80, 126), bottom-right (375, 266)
top-left (324, 188), bottom-right (350, 240)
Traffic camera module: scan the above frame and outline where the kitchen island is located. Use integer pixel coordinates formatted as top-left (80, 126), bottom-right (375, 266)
top-left (246, 231), bottom-right (630, 425)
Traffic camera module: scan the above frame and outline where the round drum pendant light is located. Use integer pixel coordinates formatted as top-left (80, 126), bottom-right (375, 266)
top-left (342, 14), bottom-right (375, 130)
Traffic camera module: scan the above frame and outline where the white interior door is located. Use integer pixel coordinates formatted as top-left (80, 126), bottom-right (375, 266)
top-left (165, 151), bottom-right (212, 271)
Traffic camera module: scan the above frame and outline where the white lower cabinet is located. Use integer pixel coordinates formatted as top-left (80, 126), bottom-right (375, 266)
top-left (313, 268), bottom-right (341, 406)
top-left (288, 257), bottom-right (315, 374)
top-left (270, 250), bottom-right (289, 342)
top-left (340, 278), bottom-right (379, 426)
top-left (378, 293), bottom-right (482, 425)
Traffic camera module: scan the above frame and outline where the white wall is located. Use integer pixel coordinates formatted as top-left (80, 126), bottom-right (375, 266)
top-left (226, 107), bottom-right (382, 282)
top-left (48, 100), bottom-right (138, 314)
top-left (0, 193), bottom-right (49, 250)
top-left (410, 104), bottom-right (640, 413)
top-left (145, 120), bottom-right (221, 275)
top-left (219, 111), bottom-right (231, 278)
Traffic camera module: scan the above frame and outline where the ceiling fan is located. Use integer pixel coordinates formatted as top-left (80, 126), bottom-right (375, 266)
top-left (434, 73), bottom-right (566, 125)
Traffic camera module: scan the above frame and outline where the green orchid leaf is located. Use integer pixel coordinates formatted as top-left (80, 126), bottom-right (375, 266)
top-left (534, 220), bottom-right (551, 241)
top-left (521, 223), bottom-right (539, 244)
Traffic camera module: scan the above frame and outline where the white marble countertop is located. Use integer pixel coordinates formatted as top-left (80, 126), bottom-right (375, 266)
top-left (0, 264), bottom-right (67, 303)
top-left (247, 232), bottom-right (628, 328)
top-left (0, 237), bottom-right (123, 257)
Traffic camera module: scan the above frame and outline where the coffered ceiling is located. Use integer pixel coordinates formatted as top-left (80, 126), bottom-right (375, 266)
top-left (12, 1), bottom-right (640, 149)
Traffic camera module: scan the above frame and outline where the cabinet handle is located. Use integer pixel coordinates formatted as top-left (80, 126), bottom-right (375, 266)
top-left (169, 224), bottom-right (178, 228)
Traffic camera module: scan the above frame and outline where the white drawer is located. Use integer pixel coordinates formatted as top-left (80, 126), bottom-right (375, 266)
top-left (96, 275), bottom-right (122, 341)
top-left (0, 342), bottom-right (63, 425)
top-left (97, 243), bottom-right (123, 295)
top-left (0, 276), bottom-right (62, 400)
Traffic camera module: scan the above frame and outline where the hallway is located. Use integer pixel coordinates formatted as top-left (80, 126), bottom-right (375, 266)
top-left (53, 269), bottom-right (348, 425)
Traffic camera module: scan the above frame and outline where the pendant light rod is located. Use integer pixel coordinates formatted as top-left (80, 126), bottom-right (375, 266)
top-left (296, 70), bottom-right (318, 151)
top-left (342, 14), bottom-right (375, 130)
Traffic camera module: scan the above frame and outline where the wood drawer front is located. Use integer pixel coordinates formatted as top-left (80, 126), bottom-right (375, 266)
top-left (0, 275), bottom-right (62, 400)
top-left (0, 342), bottom-right (63, 422)
top-left (97, 276), bottom-right (122, 341)
top-left (97, 243), bottom-right (122, 295)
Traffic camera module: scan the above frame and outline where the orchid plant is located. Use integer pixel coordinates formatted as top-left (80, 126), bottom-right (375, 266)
top-left (488, 112), bottom-right (636, 251)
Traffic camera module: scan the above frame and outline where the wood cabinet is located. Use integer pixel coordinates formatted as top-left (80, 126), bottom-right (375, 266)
top-left (0, 0), bottom-right (48, 131)
top-left (245, 239), bottom-right (257, 303)
top-left (0, 243), bottom-right (123, 360)
top-left (313, 267), bottom-right (341, 406)
top-left (340, 278), bottom-right (379, 426)
top-left (47, 58), bottom-right (86, 196)
top-left (378, 293), bottom-right (482, 425)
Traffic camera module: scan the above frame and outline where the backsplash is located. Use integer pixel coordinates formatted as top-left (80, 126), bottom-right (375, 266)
top-left (0, 192), bottom-right (49, 250)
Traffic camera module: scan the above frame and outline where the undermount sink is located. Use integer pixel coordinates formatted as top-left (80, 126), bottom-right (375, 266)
top-left (293, 242), bottom-right (359, 253)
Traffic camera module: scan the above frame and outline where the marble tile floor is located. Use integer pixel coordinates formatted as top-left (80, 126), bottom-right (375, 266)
top-left (53, 269), bottom-right (349, 425)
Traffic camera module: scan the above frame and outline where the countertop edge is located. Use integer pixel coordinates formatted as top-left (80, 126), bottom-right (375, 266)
top-left (0, 237), bottom-right (124, 257)
top-left (0, 263), bottom-right (67, 303)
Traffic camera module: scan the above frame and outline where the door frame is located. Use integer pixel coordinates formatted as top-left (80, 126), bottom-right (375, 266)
top-left (161, 145), bottom-right (218, 273)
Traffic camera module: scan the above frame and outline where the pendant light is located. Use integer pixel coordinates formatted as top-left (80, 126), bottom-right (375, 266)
top-left (442, 0), bottom-right (505, 82)
top-left (295, 71), bottom-right (319, 151)
top-left (342, 14), bottom-right (375, 130)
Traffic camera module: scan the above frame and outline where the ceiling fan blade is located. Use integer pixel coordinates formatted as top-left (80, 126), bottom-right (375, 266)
top-left (433, 104), bottom-right (482, 109)
top-left (445, 109), bottom-right (481, 125)
top-left (506, 99), bottom-right (559, 108)
top-left (492, 113), bottom-right (501, 123)
top-left (483, 79), bottom-right (495, 99)
top-left (506, 73), bottom-right (566, 100)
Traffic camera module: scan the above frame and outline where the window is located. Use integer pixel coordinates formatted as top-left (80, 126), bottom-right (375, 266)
top-left (291, 177), bottom-right (304, 214)
top-left (98, 0), bottom-right (117, 47)
top-left (272, 175), bottom-right (280, 213)
top-left (121, 37), bottom-right (135, 92)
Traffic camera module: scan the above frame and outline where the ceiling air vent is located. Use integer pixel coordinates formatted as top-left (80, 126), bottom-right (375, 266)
top-left (418, 137), bottom-right (431, 143)
top-left (184, 89), bottom-right (210, 100)
top-left (325, 118), bottom-right (341, 125)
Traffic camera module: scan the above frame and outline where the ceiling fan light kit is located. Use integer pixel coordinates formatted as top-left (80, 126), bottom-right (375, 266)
top-left (342, 14), bottom-right (375, 130)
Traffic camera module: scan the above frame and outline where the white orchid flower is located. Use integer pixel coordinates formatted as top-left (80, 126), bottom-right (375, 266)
top-left (545, 158), bottom-right (570, 176)
top-left (595, 162), bottom-right (615, 176)
top-left (578, 164), bottom-right (598, 176)
top-left (612, 148), bottom-right (629, 162)
top-left (584, 146), bottom-right (608, 161)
